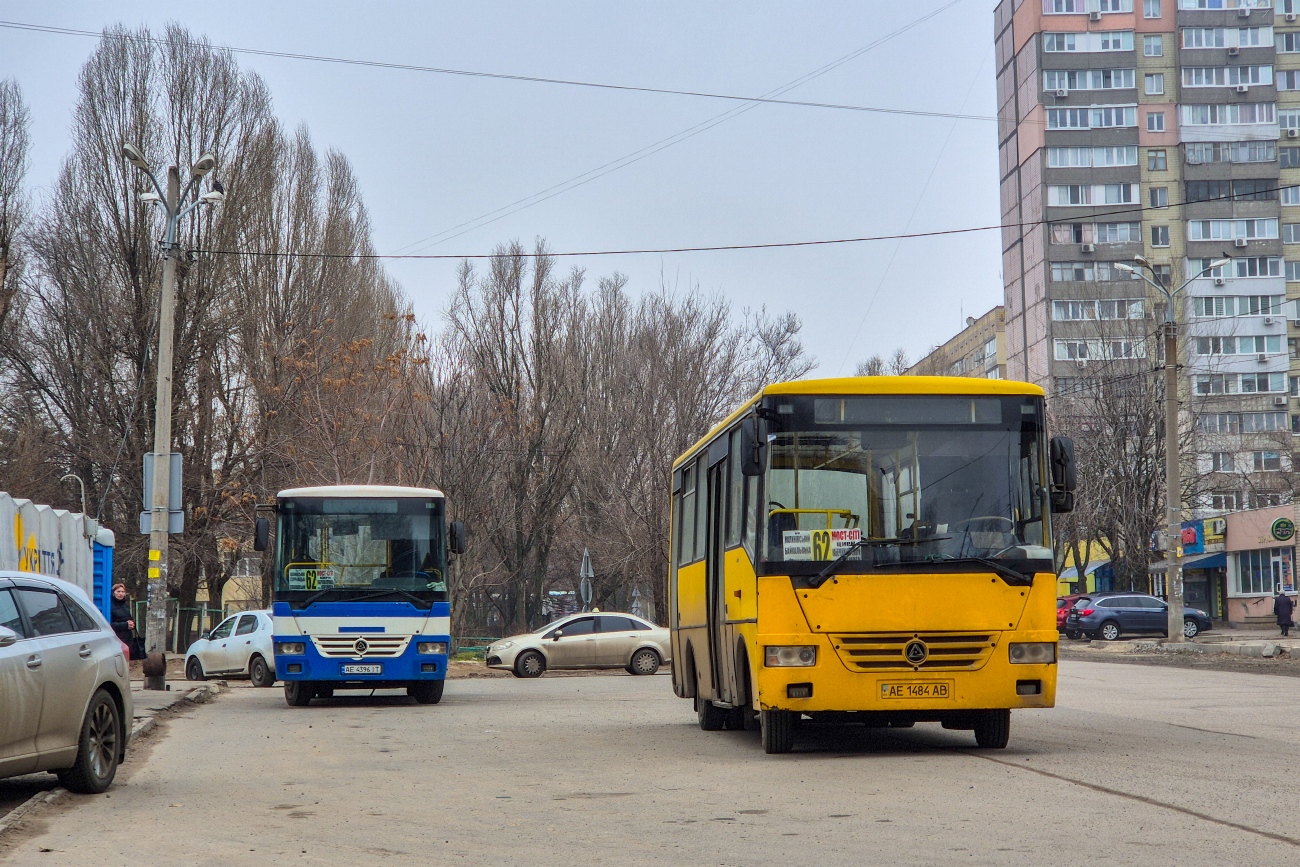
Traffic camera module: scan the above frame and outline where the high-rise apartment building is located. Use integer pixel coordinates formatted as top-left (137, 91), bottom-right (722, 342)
top-left (995, 0), bottom-right (1297, 515)
top-left (906, 306), bottom-right (1008, 378)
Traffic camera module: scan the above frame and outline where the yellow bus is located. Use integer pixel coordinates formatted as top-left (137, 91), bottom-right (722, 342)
top-left (668, 376), bottom-right (1076, 754)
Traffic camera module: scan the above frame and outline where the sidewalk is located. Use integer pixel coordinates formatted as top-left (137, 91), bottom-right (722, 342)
top-left (0, 681), bottom-right (225, 837)
top-left (1084, 631), bottom-right (1299, 658)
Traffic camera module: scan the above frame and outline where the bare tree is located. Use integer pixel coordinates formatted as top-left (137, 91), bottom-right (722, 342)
top-left (0, 79), bottom-right (28, 333)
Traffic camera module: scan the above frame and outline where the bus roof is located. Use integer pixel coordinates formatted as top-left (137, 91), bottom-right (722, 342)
top-left (672, 376), bottom-right (1046, 471)
top-left (276, 485), bottom-right (446, 500)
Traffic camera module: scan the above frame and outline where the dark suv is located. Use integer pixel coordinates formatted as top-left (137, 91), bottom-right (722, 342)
top-left (1067, 593), bottom-right (1212, 641)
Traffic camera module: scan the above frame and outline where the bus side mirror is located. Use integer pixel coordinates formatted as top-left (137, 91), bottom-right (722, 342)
top-left (253, 517), bottom-right (270, 552)
top-left (1050, 435), bottom-right (1076, 513)
top-left (449, 521), bottom-right (466, 555)
top-left (740, 416), bottom-right (766, 477)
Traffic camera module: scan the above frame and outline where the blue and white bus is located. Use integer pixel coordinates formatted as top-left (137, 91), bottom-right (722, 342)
top-left (254, 485), bottom-right (465, 707)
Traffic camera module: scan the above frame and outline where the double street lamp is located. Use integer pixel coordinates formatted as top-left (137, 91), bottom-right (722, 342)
top-left (122, 143), bottom-right (223, 690)
top-left (1115, 255), bottom-right (1231, 643)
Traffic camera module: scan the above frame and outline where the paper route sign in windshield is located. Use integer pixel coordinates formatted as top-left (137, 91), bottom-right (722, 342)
top-left (783, 528), bottom-right (862, 561)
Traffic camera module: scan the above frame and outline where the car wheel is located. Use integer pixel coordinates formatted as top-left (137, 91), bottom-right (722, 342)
top-left (185, 657), bottom-right (206, 682)
top-left (408, 680), bottom-right (445, 704)
top-left (284, 681), bottom-right (314, 707)
top-left (56, 689), bottom-right (121, 794)
top-left (249, 654), bottom-right (275, 688)
top-left (514, 650), bottom-right (545, 678)
top-left (1065, 630), bottom-right (1080, 640)
top-left (760, 709), bottom-right (797, 754)
top-left (1183, 618), bottom-right (1199, 639)
top-left (1099, 621), bottom-right (1121, 641)
top-left (629, 648), bottom-right (660, 676)
top-left (973, 709), bottom-right (1010, 749)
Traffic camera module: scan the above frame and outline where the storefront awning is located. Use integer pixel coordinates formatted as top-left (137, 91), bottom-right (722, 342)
top-left (1059, 559), bottom-right (1110, 581)
top-left (1182, 552), bottom-right (1226, 570)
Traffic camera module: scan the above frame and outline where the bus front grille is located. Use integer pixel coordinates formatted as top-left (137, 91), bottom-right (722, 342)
top-left (831, 633), bottom-right (996, 671)
top-left (311, 634), bottom-right (412, 658)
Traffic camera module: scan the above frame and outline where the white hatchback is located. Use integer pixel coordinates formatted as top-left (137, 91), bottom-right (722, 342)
top-left (0, 571), bottom-right (133, 794)
top-left (185, 610), bottom-right (276, 687)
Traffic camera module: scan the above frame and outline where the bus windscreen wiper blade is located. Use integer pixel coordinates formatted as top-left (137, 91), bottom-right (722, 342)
top-left (936, 557), bottom-right (1032, 586)
top-left (809, 536), bottom-right (953, 587)
top-left (350, 588), bottom-right (432, 607)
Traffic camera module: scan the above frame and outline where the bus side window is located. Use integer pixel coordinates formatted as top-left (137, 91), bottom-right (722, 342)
top-left (679, 465), bottom-right (696, 565)
top-left (742, 474), bottom-right (758, 560)
top-left (726, 428), bottom-right (743, 547)
top-left (693, 455), bottom-right (708, 562)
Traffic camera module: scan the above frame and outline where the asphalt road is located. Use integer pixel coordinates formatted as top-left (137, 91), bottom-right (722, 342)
top-left (2, 661), bottom-right (1298, 866)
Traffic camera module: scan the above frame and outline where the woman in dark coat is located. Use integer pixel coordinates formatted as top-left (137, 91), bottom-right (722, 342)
top-left (1275, 591), bottom-right (1295, 638)
top-left (109, 583), bottom-right (135, 645)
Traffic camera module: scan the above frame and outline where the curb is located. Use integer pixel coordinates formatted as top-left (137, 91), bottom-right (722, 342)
top-left (0, 681), bottom-right (224, 839)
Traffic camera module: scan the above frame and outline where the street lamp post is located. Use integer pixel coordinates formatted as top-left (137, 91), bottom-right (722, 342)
top-left (122, 143), bottom-right (223, 690)
top-left (1116, 256), bottom-right (1231, 643)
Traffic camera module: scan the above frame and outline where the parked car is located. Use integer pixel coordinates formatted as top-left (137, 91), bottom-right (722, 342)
top-left (1057, 594), bottom-right (1089, 635)
top-left (486, 612), bottom-right (671, 678)
top-left (185, 610), bottom-right (276, 686)
top-left (0, 571), bottom-right (133, 794)
top-left (1067, 592), bottom-right (1212, 641)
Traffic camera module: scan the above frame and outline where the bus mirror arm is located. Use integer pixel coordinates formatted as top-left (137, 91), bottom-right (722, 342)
top-left (253, 517), bottom-right (270, 552)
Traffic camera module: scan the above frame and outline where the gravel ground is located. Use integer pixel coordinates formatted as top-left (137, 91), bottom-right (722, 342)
top-left (1060, 642), bottom-right (1300, 677)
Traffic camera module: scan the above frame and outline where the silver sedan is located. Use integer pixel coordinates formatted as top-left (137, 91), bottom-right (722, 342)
top-left (0, 571), bottom-right (133, 794)
top-left (486, 612), bottom-right (671, 678)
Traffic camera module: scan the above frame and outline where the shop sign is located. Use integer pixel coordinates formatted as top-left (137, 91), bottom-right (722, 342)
top-left (1271, 517), bottom-right (1296, 543)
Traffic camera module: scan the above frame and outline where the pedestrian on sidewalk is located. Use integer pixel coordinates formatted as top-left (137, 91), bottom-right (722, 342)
top-left (1274, 589), bottom-right (1295, 638)
top-left (110, 583), bottom-right (143, 658)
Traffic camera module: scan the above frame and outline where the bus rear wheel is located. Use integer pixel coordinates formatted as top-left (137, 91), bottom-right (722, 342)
top-left (409, 681), bottom-right (444, 704)
top-left (761, 709), bottom-right (797, 754)
top-left (284, 681), bottom-right (314, 707)
top-left (973, 709), bottom-right (1010, 749)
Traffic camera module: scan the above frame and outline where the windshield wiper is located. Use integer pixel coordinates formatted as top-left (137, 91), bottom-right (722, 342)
top-left (347, 588), bottom-right (433, 608)
top-left (292, 587), bottom-right (341, 609)
top-left (809, 536), bottom-right (953, 588)
top-left (931, 557), bottom-right (1032, 586)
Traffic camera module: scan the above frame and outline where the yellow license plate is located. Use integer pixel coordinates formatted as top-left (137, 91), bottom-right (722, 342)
top-left (880, 680), bottom-right (953, 700)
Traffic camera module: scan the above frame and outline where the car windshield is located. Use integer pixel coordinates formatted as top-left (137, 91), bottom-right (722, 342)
top-left (761, 394), bottom-right (1051, 577)
top-left (274, 497), bottom-right (448, 602)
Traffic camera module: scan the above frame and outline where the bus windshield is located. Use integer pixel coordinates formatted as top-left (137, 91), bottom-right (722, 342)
top-left (761, 394), bottom-right (1050, 575)
top-left (274, 497), bottom-right (448, 603)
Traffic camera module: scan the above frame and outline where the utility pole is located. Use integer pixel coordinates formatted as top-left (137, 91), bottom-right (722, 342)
top-left (1162, 318), bottom-right (1184, 643)
top-left (122, 144), bottom-right (223, 690)
top-left (1118, 256), bottom-right (1230, 643)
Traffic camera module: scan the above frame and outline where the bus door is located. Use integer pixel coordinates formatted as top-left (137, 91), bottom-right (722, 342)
top-left (705, 439), bottom-right (736, 705)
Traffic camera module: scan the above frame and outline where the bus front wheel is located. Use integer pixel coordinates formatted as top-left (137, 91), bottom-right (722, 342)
top-left (761, 709), bottom-right (797, 754)
top-left (284, 681), bottom-right (314, 707)
top-left (409, 680), bottom-right (444, 704)
top-left (973, 709), bottom-right (1010, 749)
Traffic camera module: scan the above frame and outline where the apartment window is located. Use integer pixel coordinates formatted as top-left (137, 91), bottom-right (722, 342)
top-left (1280, 70), bottom-right (1300, 91)
top-left (1232, 256), bottom-right (1282, 277)
top-left (1183, 28), bottom-right (1226, 48)
top-left (1209, 452), bottom-right (1235, 471)
top-left (1044, 33), bottom-right (1077, 52)
top-left (1150, 187), bottom-right (1168, 208)
top-left (1283, 185), bottom-right (1300, 206)
top-left (1095, 222), bottom-right (1142, 241)
top-left (1046, 145), bottom-right (1139, 167)
top-left (1186, 179), bottom-right (1277, 202)
top-left (1287, 261), bottom-right (1300, 280)
top-left (1053, 339), bottom-right (1147, 360)
top-left (1148, 149), bottom-right (1167, 170)
top-left (1181, 103), bottom-right (1276, 125)
top-left (1044, 0), bottom-right (1085, 11)
top-left (1044, 69), bottom-right (1137, 91)
top-left (1197, 412), bottom-right (1288, 433)
top-left (1185, 141), bottom-right (1276, 164)
top-left (1150, 225), bottom-right (1170, 246)
top-left (1145, 0), bottom-right (1161, 15)
top-left (1153, 264), bottom-right (1172, 286)
top-left (1254, 452), bottom-right (1283, 471)
top-left (1281, 32), bottom-right (1300, 53)
top-left (1282, 147), bottom-right (1300, 168)
top-left (1284, 224), bottom-right (1300, 243)
top-left (1187, 218), bottom-right (1278, 240)
top-left (1049, 183), bottom-right (1139, 205)
top-left (1144, 35), bottom-right (1163, 56)
top-left (1181, 66), bottom-right (1274, 87)
top-left (1145, 73), bottom-right (1165, 95)
top-left (1192, 294), bottom-right (1285, 316)
top-left (1293, 375), bottom-right (1300, 396)
top-left (1052, 299), bottom-right (1144, 319)
top-left (1194, 335), bottom-right (1283, 355)
top-left (1050, 261), bottom-right (1141, 281)
top-left (1147, 111), bottom-right (1166, 132)
top-left (1212, 492), bottom-right (1246, 512)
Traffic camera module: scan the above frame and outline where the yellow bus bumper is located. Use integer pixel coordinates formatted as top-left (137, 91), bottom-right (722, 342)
top-left (754, 631), bottom-right (1057, 715)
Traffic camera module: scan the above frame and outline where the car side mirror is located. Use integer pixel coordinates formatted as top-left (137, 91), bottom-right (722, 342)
top-left (253, 517), bottom-right (270, 552)
top-left (740, 416), bottom-right (767, 477)
top-left (552, 630), bottom-right (563, 641)
top-left (1049, 435), bottom-right (1076, 513)
top-left (0, 625), bottom-right (17, 647)
top-left (449, 521), bottom-right (466, 555)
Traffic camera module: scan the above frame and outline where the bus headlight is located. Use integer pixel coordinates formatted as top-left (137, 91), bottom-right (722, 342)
top-left (1008, 642), bottom-right (1056, 664)
top-left (418, 642), bottom-right (448, 655)
top-left (765, 645), bottom-right (817, 667)
top-left (276, 642), bottom-right (305, 655)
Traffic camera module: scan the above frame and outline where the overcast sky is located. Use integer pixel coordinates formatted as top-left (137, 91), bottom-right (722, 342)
top-left (0, 1), bottom-right (1003, 375)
